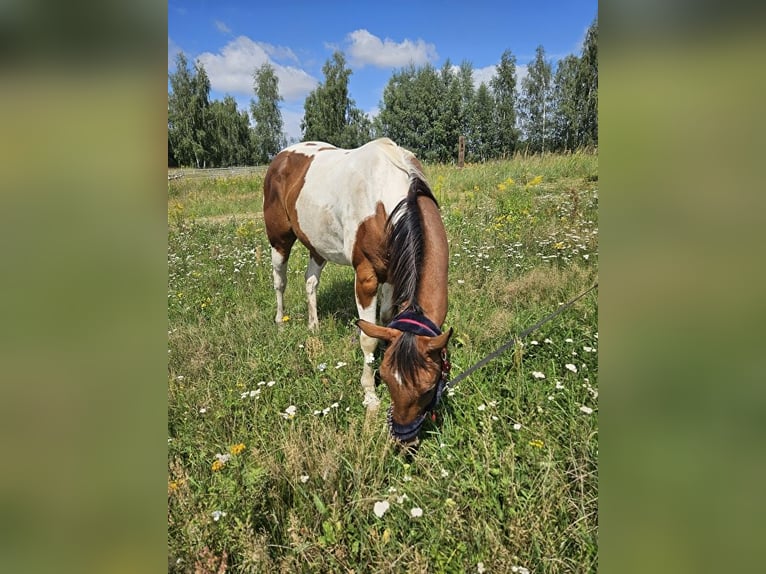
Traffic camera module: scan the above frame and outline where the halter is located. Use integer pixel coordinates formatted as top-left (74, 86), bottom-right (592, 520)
top-left (384, 311), bottom-right (452, 443)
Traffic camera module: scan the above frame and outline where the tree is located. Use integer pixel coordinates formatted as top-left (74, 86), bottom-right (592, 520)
top-left (209, 96), bottom-right (253, 166)
top-left (251, 63), bottom-right (286, 164)
top-left (490, 49), bottom-right (520, 157)
top-left (301, 51), bottom-right (370, 147)
top-left (168, 52), bottom-right (202, 167)
top-left (519, 45), bottom-right (553, 153)
top-left (576, 18), bottom-right (598, 148)
top-left (472, 83), bottom-right (496, 161)
top-left (550, 55), bottom-right (580, 151)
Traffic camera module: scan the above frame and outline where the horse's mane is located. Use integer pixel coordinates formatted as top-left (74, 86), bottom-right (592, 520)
top-left (385, 171), bottom-right (439, 385)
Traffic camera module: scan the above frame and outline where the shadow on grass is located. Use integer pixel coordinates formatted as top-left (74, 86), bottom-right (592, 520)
top-left (317, 276), bottom-right (358, 324)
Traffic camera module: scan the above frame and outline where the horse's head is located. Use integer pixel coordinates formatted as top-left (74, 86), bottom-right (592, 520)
top-left (357, 315), bottom-right (452, 449)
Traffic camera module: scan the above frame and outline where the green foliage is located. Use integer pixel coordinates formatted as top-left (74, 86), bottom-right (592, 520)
top-left (490, 49), bottom-right (521, 157)
top-left (250, 63), bottom-right (286, 164)
top-left (519, 46), bottom-right (554, 153)
top-left (168, 53), bottom-right (258, 168)
top-left (168, 153), bottom-right (598, 572)
top-left (301, 51), bottom-right (371, 147)
top-left (576, 19), bottom-right (598, 148)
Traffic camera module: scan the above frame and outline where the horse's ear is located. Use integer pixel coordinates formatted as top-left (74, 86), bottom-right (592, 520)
top-left (427, 327), bottom-right (453, 351)
top-left (357, 319), bottom-right (400, 343)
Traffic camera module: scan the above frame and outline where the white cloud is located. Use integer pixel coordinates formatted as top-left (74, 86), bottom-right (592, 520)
top-left (196, 36), bottom-right (317, 101)
top-left (474, 64), bottom-right (496, 87)
top-left (214, 20), bottom-right (232, 35)
top-left (346, 29), bottom-right (437, 68)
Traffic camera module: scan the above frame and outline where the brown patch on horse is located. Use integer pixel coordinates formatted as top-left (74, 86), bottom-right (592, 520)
top-left (263, 150), bottom-right (324, 263)
top-left (351, 201), bottom-right (389, 309)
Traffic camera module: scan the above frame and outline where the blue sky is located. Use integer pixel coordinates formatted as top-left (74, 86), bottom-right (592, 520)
top-left (168, 1), bottom-right (598, 142)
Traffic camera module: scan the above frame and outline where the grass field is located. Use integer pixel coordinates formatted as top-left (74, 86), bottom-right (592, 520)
top-left (168, 151), bottom-right (598, 573)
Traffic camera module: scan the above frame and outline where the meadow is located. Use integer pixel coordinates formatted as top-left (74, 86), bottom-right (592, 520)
top-left (167, 151), bottom-right (598, 573)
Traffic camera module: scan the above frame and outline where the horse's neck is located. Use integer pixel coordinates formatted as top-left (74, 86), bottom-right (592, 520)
top-left (414, 195), bottom-right (449, 326)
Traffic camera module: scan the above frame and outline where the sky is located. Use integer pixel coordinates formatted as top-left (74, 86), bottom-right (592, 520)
top-left (168, 1), bottom-right (598, 143)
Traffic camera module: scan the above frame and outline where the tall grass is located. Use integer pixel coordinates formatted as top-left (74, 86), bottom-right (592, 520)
top-left (168, 152), bottom-right (598, 573)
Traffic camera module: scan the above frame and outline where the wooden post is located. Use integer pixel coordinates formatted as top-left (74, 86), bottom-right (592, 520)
top-left (458, 135), bottom-right (465, 168)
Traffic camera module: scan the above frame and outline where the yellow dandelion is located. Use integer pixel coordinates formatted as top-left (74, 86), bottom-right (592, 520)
top-left (529, 439), bottom-right (544, 449)
top-left (211, 460), bottom-right (225, 472)
top-left (527, 175), bottom-right (543, 187)
top-left (554, 241), bottom-right (565, 250)
top-left (168, 480), bottom-right (179, 492)
top-left (229, 443), bottom-right (246, 456)
top-left (497, 183), bottom-right (507, 192)
top-left (282, 315), bottom-right (290, 323)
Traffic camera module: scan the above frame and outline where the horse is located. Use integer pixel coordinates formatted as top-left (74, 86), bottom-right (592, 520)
top-left (263, 138), bottom-right (452, 447)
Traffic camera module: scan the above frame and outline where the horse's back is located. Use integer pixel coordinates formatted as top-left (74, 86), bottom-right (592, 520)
top-left (264, 139), bottom-right (415, 265)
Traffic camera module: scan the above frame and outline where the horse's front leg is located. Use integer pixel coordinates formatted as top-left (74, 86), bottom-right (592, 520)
top-left (305, 254), bottom-right (326, 331)
top-left (355, 262), bottom-right (380, 410)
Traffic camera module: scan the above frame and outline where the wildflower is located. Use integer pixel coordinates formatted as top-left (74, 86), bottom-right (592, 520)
top-left (229, 443), bottom-right (245, 456)
top-left (168, 480), bottom-right (179, 492)
top-left (529, 439), bottom-right (544, 448)
top-left (513, 423), bottom-right (522, 431)
top-left (477, 563), bottom-right (486, 574)
top-left (565, 338), bottom-right (574, 343)
top-left (331, 402), bottom-right (339, 409)
top-left (530, 340), bottom-right (539, 345)
top-left (211, 460), bottom-right (225, 472)
top-left (199, 407), bottom-right (207, 414)
top-left (373, 500), bottom-right (390, 518)
top-left (532, 371), bottom-right (546, 379)
top-left (396, 493), bottom-right (408, 504)
top-left (477, 404), bottom-right (486, 411)
top-left (441, 469), bottom-right (450, 478)
top-left (555, 381), bottom-right (564, 390)
top-left (457, 279), bottom-right (465, 284)
top-left (300, 474), bottom-right (309, 483)
top-left (580, 405), bottom-right (594, 415)
top-left (267, 381), bottom-right (276, 387)
top-left (583, 346), bottom-right (594, 352)
top-left (318, 363), bottom-right (327, 372)
top-left (282, 405), bottom-right (297, 419)
top-left (335, 361), bottom-right (347, 369)
top-left (410, 507), bottom-right (423, 518)
top-left (544, 338), bottom-right (553, 344)
top-left (281, 315), bottom-right (290, 322)
top-left (211, 510), bottom-right (227, 521)
top-left (565, 363), bottom-right (578, 373)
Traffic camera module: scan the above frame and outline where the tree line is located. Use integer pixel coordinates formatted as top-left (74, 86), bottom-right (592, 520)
top-left (168, 18), bottom-right (597, 167)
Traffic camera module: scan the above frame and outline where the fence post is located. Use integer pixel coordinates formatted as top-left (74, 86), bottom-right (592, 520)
top-left (458, 135), bottom-right (465, 168)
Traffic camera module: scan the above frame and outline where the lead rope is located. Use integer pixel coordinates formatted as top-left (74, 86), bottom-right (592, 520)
top-left (444, 282), bottom-right (598, 391)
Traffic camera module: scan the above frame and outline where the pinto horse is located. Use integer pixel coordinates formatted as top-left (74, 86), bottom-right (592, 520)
top-left (263, 138), bottom-right (452, 446)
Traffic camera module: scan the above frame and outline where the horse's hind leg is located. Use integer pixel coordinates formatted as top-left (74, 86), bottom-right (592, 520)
top-left (305, 254), bottom-right (326, 331)
top-left (270, 239), bottom-right (295, 324)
